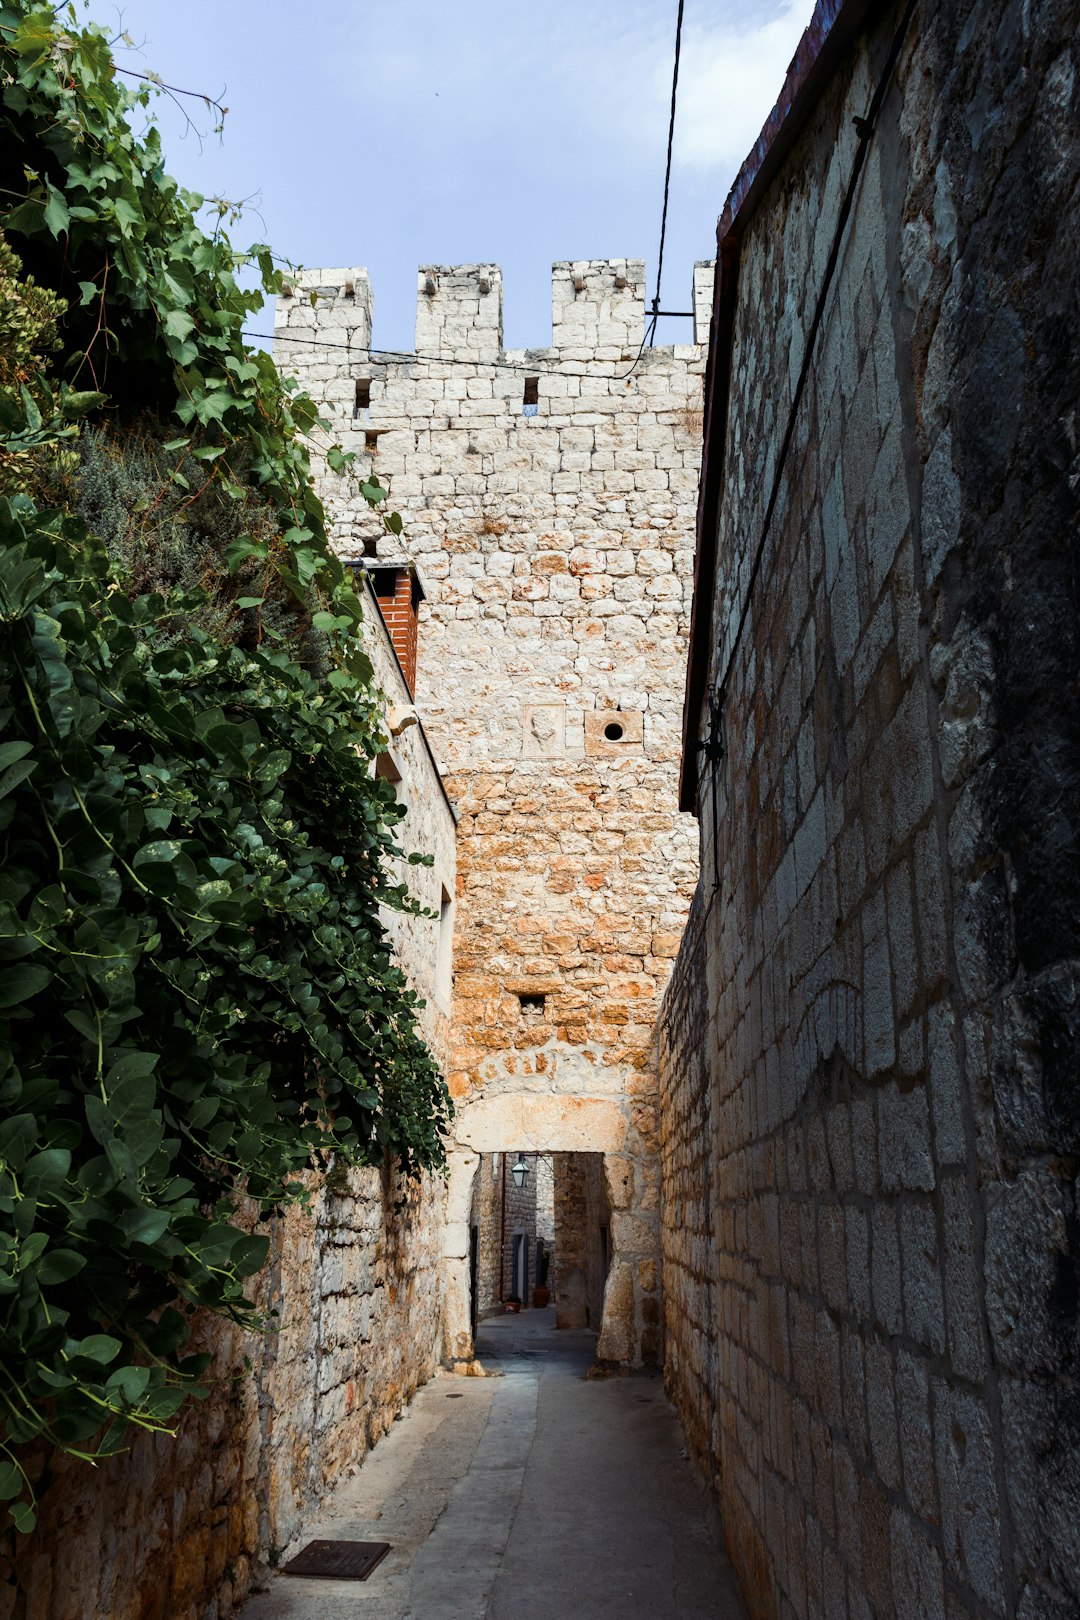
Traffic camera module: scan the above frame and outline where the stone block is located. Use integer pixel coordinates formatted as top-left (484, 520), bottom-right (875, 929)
top-left (932, 1383), bottom-right (1005, 1611)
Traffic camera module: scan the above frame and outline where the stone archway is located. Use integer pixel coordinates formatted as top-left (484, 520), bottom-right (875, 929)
top-left (440, 1092), bottom-right (660, 1368)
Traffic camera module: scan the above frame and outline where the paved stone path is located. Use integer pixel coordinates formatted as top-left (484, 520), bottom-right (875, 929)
top-left (239, 1308), bottom-right (747, 1619)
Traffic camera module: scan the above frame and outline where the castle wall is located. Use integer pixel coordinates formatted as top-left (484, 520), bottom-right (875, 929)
top-left (660, 1), bottom-right (1080, 1617)
top-left (276, 256), bottom-right (713, 1367)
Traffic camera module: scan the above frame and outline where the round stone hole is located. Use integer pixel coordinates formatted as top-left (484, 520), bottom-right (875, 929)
top-left (604, 721), bottom-right (625, 742)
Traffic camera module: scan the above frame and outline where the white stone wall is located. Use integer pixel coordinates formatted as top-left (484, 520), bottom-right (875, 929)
top-left (276, 258), bottom-right (712, 1368)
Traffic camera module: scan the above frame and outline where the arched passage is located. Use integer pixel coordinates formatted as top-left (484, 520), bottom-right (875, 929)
top-left (440, 1092), bottom-right (660, 1368)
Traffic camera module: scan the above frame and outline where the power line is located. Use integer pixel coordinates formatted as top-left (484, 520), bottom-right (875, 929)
top-left (649, 0), bottom-right (686, 348)
top-left (249, 4), bottom-right (693, 388)
top-left (246, 329), bottom-right (681, 384)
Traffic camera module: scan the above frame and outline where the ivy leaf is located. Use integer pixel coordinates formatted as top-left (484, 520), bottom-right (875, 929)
top-left (23, 1149), bottom-right (71, 1194)
top-left (0, 963), bottom-right (51, 1008)
top-left (60, 390), bottom-right (107, 419)
top-left (37, 1248), bottom-right (86, 1285)
top-left (230, 1233), bottom-right (270, 1276)
top-left (43, 182), bottom-right (70, 237)
top-left (10, 1502), bottom-right (35, 1536)
top-left (118, 1207), bottom-right (170, 1246)
top-left (71, 1335), bottom-right (122, 1365)
top-left (163, 308), bottom-right (195, 342)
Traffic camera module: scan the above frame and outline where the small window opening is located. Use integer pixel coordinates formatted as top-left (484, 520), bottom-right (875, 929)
top-left (365, 430), bottom-right (378, 452)
top-left (518, 992), bottom-right (546, 1019)
top-left (372, 568), bottom-right (398, 599)
top-left (362, 537), bottom-right (379, 559)
top-left (522, 377), bottom-right (539, 418)
top-left (604, 721), bottom-right (625, 742)
top-left (354, 378), bottom-right (371, 419)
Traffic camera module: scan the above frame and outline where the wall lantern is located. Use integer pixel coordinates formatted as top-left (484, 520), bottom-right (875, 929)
top-left (511, 1156), bottom-right (529, 1189)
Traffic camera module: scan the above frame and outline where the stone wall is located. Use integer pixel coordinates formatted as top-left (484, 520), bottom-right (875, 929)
top-left (660, 1), bottom-right (1080, 1618)
top-left (277, 257), bottom-right (712, 1367)
top-left (1, 606), bottom-right (456, 1620)
top-left (469, 1150), bottom-right (502, 1318)
top-left (553, 1154), bottom-right (612, 1332)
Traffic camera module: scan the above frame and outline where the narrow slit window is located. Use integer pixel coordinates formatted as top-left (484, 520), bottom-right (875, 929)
top-left (354, 378), bottom-right (371, 419)
top-left (365, 430), bottom-right (378, 453)
top-left (522, 377), bottom-right (539, 417)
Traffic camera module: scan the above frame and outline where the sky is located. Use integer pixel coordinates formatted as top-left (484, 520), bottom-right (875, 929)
top-left (105, 0), bottom-right (815, 353)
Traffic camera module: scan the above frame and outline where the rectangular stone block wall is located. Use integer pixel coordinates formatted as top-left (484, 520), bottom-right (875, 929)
top-left (553, 1153), bottom-right (612, 1332)
top-left (554, 1152), bottom-right (591, 1328)
top-left (660, 2), bottom-right (1080, 1618)
top-left (470, 1150), bottom-right (503, 1317)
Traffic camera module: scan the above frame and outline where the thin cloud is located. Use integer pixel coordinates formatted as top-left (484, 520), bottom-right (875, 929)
top-left (674, 0), bottom-right (813, 175)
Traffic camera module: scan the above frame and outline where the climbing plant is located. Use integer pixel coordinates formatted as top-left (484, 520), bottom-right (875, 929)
top-left (0, 1), bottom-right (451, 1532)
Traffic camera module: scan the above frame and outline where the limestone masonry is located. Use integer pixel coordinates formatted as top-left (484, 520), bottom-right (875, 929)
top-left (8, 0), bottom-right (1076, 1612)
top-left (660, 0), bottom-right (1080, 1617)
top-left (275, 258), bottom-right (712, 1371)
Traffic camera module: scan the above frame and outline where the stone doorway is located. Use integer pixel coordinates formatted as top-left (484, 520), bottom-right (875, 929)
top-left (468, 1151), bottom-right (611, 1330)
top-left (440, 1093), bottom-right (659, 1370)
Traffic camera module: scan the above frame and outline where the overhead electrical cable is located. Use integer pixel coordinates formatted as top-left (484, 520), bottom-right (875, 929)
top-left (650, 0), bottom-right (686, 346)
top-left (246, 329), bottom-right (663, 384)
top-left (246, 1), bottom-right (691, 387)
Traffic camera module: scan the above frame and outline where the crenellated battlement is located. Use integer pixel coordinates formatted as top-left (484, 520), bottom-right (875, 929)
top-left (274, 259), bottom-right (715, 364)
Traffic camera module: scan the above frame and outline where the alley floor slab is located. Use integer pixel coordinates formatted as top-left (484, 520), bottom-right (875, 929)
top-left (238, 1308), bottom-right (747, 1620)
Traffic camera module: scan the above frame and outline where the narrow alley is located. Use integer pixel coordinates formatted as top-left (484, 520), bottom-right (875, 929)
top-left (240, 1311), bottom-right (747, 1620)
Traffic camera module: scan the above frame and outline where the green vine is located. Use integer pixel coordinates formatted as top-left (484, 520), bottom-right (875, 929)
top-left (0, 1), bottom-right (451, 1534)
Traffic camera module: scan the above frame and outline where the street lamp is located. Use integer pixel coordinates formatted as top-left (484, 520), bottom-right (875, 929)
top-left (510, 1156), bottom-right (529, 1189)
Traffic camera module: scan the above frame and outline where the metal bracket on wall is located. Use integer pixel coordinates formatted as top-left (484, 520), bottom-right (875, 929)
top-left (696, 686), bottom-right (726, 891)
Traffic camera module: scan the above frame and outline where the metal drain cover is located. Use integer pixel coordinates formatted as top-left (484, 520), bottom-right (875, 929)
top-left (282, 1540), bottom-right (391, 1580)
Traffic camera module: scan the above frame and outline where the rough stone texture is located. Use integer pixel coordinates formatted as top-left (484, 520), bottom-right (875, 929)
top-left (469, 1148), bottom-right (504, 1318)
top-left (277, 257), bottom-right (712, 1368)
top-left (0, 604), bottom-right (456, 1620)
top-left (552, 1153), bottom-right (611, 1331)
top-left (660, 3), bottom-right (1080, 1619)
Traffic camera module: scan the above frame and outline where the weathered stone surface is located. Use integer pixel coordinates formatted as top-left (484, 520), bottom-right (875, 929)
top-left (279, 257), bottom-right (712, 1371)
top-left (659, 1), bottom-right (1080, 1617)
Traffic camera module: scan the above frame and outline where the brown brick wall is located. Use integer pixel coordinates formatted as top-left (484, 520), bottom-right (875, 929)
top-left (373, 568), bottom-right (419, 693)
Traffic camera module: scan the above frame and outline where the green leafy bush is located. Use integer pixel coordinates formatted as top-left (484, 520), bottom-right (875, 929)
top-left (0, 0), bottom-right (451, 1532)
